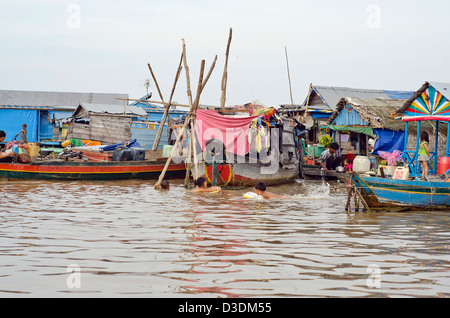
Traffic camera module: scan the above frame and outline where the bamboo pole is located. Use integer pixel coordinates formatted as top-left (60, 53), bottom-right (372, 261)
top-left (220, 28), bottom-right (232, 108)
top-left (155, 58), bottom-right (215, 188)
top-left (183, 60), bottom-right (205, 187)
top-left (345, 186), bottom-right (353, 212)
top-left (182, 39), bottom-right (193, 108)
top-left (152, 53), bottom-right (184, 150)
top-left (353, 185), bottom-right (371, 212)
top-left (184, 116), bottom-right (194, 187)
top-left (187, 55), bottom-right (218, 185)
top-left (304, 83), bottom-right (313, 118)
top-left (181, 39), bottom-right (195, 188)
top-left (147, 62), bottom-right (166, 106)
top-left (189, 118), bottom-right (199, 180)
top-left (285, 46), bottom-right (294, 107)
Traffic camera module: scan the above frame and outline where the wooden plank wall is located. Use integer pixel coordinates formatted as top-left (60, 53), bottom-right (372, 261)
top-left (67, 115), bottom-right (132, 144)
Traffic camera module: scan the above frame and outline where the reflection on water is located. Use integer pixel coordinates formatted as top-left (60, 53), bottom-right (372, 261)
top-left (0, 179), bottom-right (448, 297)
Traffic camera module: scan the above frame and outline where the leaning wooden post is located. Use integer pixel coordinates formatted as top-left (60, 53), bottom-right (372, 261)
top-left (183, 54), bottom-right (218, 187)
top-left (345, 186), bottom-right (352, 212)
top-left (220, 28), bottom-right (232, 108)
top-left (182, 39), bottom-right (193, 108)
top-left (181, 39), bottom-right (195, 187)
top-left (152, 53), bottom-right (184, 150)
top-left (147, 62), bottom-right (166, 106)
top-left (155, 60), bottom-right (207, 188)
top-left (190, 55), bottom-right (218, 181)
top-left (183, 60), bottom-right (205, 187)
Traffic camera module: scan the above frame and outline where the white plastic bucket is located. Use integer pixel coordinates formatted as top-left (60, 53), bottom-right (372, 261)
top-left (353, 156), bottom-right (371, 173)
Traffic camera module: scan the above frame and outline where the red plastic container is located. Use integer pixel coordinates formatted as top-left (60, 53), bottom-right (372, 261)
top-left (437, 156), bottom-right (450, 174)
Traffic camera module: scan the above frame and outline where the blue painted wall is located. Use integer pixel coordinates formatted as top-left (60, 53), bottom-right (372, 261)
top-left (332, 104), bottom-right (369, 126)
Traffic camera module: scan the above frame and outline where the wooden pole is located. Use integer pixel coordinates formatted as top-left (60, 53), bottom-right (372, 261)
top-left (152, 53), bottom-right (184, 150)
top-left (353, 185), bottom-right (371, 212)
top-left (190, 55), bottom-right (217, 179)
top-left (182, 39), bottom-right (193, 108)
top-left (147, 62), bottom-right (165, 105)
top-left (345, 186), bottom-right (353, 212)
top-left (183, 60), bottom-right (205, 187)
top-left (305, 83), bottom-right (312, 112)
top-left (285, 46), bottom-right (294, 107)
top-left (184, 116), bottom-right (194, 187)
top-left (155, 57), bottom-right (216, 188)
top-left (220, 28), bottom-right (232, 108)
top-left (181, 39), bottom-right (194, 187)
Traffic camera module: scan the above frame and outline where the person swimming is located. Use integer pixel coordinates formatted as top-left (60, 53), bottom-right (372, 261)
top-left (254, 181), bottom-right (288, 199)
top-left (154, 179), bottom-right (170, 190)
top-left (192, 177), bottom-right (222, 193)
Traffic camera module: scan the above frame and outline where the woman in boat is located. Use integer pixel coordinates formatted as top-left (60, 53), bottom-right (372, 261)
top-left (192, 177), bottom-right (222, 193)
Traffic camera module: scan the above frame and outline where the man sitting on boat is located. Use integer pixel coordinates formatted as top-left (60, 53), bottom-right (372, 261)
top-left (317, 142), bottom-right (343, 173)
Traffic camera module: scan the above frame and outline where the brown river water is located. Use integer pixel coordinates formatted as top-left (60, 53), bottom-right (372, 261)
top-left (0, 178), bottom-right (449, 297)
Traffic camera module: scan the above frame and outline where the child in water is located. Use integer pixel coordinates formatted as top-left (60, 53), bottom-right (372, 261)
top-left (154, 180), bottom-right (170, 190)
top-left (192, 177), bottom-right (222, 193)
top-left (418, 131), bottom-right (430, 181)
top-left (254, 181), bottom-right (289, 199)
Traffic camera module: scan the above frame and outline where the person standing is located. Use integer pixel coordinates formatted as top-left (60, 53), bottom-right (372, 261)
top-left (418, 131), bottom-right (430, 181)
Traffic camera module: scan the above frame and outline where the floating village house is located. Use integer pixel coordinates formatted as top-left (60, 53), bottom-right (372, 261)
top-left (327, 97), bottom-right (408, 157)
top-left (0, 89), bottom-right (187, 150)
top-left (127, 95), bottom-right (187, 150)
top-left (395, 81), bottom-right (450, 176)
top-left (65, 103), bottom-right (148, 145)
top-left (279, 85), bottom-right (414, 145)
top-left (0, 89), bottom-right (128, 146)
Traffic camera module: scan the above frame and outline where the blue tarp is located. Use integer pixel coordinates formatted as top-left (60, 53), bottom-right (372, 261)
top-left (99, 139), bottom-right (141, 152)
top-left (372, 129), bottom-right (405, 156)
top-left (383, 90), bottom-right (414, 100)
top-left (0, 109), bottom-right (38, 142)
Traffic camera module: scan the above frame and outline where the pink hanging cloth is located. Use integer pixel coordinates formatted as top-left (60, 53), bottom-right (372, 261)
top-left (194, 109), bottom-right (263, 156)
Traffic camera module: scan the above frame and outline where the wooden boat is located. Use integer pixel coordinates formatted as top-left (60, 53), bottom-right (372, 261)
top-left (188, 107), bottom-right (299, 187)
top-left (350, 172), bottom-right (450, 210)
top-left (303, 164), bottom-right (346, 181)
top-left (202, 156), bottom-right (298, 187)
top-left (0, 160), bottom-right (186, 181)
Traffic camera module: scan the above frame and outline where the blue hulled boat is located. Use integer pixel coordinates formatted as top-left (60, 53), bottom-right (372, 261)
top-left (350, 172), bottom-right (450, 210)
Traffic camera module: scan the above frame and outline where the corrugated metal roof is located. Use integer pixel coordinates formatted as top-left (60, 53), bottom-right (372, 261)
top-left (78, 103), bottom-right (148, 117)
top-left (304, 85), bottom-right (414, 111)
top-left (429, 81), bottom-right (450, 101)
top-left (0, 89), bottom-right (128, 108)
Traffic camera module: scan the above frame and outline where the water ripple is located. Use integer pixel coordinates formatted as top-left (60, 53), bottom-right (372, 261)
top-left (0, 179), bottom-right (448, 297)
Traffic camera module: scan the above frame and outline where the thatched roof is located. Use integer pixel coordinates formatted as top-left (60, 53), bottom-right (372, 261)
top-left (329, 97), bottom-right (406, 131)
